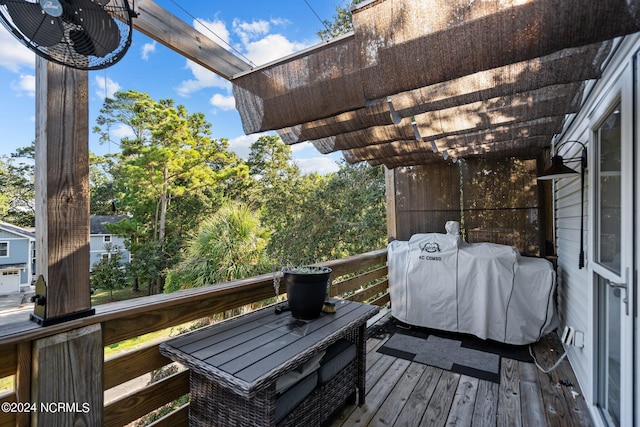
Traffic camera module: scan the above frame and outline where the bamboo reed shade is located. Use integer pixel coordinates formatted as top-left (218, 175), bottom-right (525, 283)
top-left (232, 36), bottom-right (365, 134)
top-left (278, 43), bottom-right (609, 145)
top-left (313, 83), bottom-right (582, 152)
top-left (231, 0), bottom-right (640, 168)
top-left (358, 116), bottom-right (565, 168)
top-left (353, 0), bottom-right (638, 99)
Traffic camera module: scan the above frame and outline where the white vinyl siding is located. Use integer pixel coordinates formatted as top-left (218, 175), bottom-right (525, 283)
top-left (554, 146), bottom-right (591, 391)
top-left (553, 34), bottom-right (640, 425)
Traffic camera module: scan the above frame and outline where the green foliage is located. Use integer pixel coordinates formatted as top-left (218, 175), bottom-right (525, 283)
top-left (91, 243), bottom-right (129, 300)
top-left (86, 91), bottom-right (386, 293)
top-left (0, 144), bottom-right (35, 227)
top-left (317, 0), bottom-right (365, 40)
top-left (282, 265), bottom-right (331, 274)
top-left (93, 90), bottom-right (249, 292)
top-left (126, 240), bottom-right (164, 293)
top-left (268, 160), bottom-right (386, 265)
top-left (89, 153), bottom-right (118, 215)
top-left (165, 202), bottom-right (271, 292)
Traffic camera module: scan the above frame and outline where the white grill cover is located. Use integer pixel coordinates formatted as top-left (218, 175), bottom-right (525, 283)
top-left (388, 231), bottom-right (557, 345)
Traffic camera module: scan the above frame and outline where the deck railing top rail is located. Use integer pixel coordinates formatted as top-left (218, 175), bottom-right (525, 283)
top-left (0, 247), bottom-right (388, 348)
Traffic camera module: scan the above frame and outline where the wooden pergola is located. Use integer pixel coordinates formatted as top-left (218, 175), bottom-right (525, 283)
top-left (19, 0), bottom-right (640, 424)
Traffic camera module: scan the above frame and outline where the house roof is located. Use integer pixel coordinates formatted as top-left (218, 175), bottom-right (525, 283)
top-left (90, 216), bottom-right (128, 235)
top-left (230, 0), bottom-right (640, 168)
top-left (0, 222), bottom-right (35, 240)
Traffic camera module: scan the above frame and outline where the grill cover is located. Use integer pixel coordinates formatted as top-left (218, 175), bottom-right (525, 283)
top-left (388, 226), bottom-right (557, 344)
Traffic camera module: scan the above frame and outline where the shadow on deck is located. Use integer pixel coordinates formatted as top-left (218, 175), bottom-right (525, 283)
top-left (330, 310), bottom-right (593, 427)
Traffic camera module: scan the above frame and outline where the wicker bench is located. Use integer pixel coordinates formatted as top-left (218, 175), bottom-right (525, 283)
top-left (160, 301), bottom-right (379, 426)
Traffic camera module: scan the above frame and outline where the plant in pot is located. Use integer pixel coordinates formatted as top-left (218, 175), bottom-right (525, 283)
top-left (282, 265), bottom-right (332, 320)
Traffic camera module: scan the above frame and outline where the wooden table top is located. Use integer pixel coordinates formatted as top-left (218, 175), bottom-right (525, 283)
top-left (159, 300), bottom-right (379, 396)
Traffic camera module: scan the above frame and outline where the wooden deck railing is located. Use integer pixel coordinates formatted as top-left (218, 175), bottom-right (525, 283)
top-left (0, 248), bottom-right (388, 427)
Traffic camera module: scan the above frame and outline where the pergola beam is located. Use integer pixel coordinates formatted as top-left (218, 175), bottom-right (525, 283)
top-left (133, 0), bottom-right (251, 79)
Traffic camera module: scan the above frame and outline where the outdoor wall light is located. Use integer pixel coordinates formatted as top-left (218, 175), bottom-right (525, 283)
top-left (538, 140), bottom-right (587, 269)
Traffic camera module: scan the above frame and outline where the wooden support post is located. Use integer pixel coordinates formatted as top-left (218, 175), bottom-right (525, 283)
top-left (537, 149), bottom-right (553, 257)
top-left (385, 167), bottom-right (398, 241)
top-left (33, 58), bottom-right (93, 324)
top-left (31, 324), bottom-right (103, 426)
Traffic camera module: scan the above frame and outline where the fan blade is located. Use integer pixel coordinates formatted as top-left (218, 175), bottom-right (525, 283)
top-left (6, 1), bottom-right (64, 47)
top-left (69, 0), bottom-right (120, 57)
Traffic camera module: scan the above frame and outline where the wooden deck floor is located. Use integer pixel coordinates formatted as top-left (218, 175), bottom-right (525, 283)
top-left (329, 311), bottom-right (594, 427)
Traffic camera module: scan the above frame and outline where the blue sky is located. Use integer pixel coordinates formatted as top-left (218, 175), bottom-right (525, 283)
top-left (0, 0), bottom-right (346, 174)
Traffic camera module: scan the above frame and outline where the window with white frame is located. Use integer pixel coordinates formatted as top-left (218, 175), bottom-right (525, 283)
top-left (0, 242), bottom-right (8, 257)
top-left (104, 235), bottom-right (111, 243)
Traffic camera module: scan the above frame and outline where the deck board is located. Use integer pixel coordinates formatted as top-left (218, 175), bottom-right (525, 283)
top-left (332, 311), bottom-right (594, 427)
top-left (520, 361), bottom-right (550, 426)
top-left (446, 375), bottom-right (479, 427)
top-left (392, 365), bottom-right (442, 427)
top-left (471, 379), bottom-right (498, 427)
top-left (422, 370), bottom-right (461, 427)
top-left (497, 358), bottom-right (522, 427)
top-left (342, 358), bottom-right (412, 426)
top-left (371, 362), bottom-right (426, 426)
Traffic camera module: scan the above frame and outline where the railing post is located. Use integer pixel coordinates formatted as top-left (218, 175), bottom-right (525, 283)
top-left (31, 324), bottom-right (103, 426)
top-left (30, 58), bottom-right (101, 425)
top-left (15, 342), bottom-right (31, 427)
top-left (385, 167), bottom-right (398, 240)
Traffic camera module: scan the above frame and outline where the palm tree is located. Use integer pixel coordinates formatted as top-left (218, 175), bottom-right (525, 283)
top-left (165, 202), bottom-right (271, 291)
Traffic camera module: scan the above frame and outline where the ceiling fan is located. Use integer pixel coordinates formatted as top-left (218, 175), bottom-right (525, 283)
top-left (0, 0), bottom-right (135, 70)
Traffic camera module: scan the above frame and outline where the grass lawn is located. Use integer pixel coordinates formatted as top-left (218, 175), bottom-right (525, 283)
top-left (104, 319), bottom-right (208, 358)
top-left (91, 287), bottom-right (149, 305)
top-left (0, 375), bottom-right (12, 393)
top-left (92, 287), bottom-right (205, 358)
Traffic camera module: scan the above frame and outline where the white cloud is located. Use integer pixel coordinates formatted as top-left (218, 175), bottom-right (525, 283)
top-left (210, 93), bottom-right (235, 111)
top-left (111, 124), bottom-right (136, 140)
top-left (269, 17), bottom-right (291, 28)
top-left (243, 33), bottom-right (308, 65)
top-left (177, 60), bottom-right (231, 96)
top-left (95, 75), bottom-right (121, 100)
top-left (0, 27), bottom-right (34, 72)
top-left (10, 74), bottom-right (35, 97)
top-left (176, 15), bottom-right (309, 107)
top-left (233, 19), bottom-right (270, 46)
top-left (290, 141), bottom-right (314, 153)
top-left (175, 18), bottom-right (234, 97)
top-left (295, 156), bottom-right (340, 175)
top-left (141, 41), bottom-right (157, 60)
top-left (227, 133), bottom-right (266, 159)
top-left (228, 17), bottom-right (309, 66)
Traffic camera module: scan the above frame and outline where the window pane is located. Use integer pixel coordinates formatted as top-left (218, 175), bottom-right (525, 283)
top-left (597, 104), bottom-right (622, 274)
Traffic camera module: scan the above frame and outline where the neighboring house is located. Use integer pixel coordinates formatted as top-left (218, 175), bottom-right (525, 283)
top-left (0, 222), bottom-right (35, 295)
top-left (552, 33), bottom-right (640, 427)
top-left (90, 216), bottom-right (130, 271)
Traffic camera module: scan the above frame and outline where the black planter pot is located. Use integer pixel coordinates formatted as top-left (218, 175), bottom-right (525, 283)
top-left (283, 266), bottom-right (332, 320)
